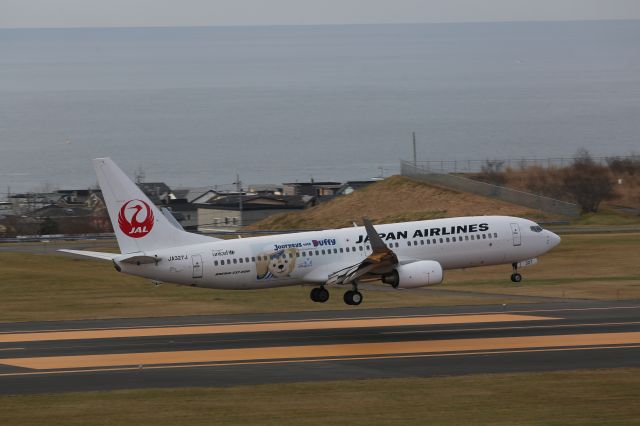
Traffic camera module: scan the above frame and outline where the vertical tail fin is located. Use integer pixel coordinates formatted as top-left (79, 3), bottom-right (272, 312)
top-left (93, 158), bottom-right (215, 254)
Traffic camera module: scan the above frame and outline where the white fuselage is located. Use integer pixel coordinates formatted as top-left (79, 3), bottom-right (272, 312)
top-left (116, 215), bottom-right (560, 290)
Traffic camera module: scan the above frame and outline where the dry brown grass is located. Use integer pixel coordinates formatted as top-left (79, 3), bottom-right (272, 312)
top-left (498, 166), bottom-right (640, 210)
top-left (252, 176), bottom-right (552, 230)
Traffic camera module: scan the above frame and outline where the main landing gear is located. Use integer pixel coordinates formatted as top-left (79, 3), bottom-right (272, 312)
top-left (310, 286), bottom-right (330, 303)
top-left (510, 262), bottom-right (522, 283)
top-left (310, 285), bottom-right (363, 306)
top-left (343, 284), bottom-right (363, 306)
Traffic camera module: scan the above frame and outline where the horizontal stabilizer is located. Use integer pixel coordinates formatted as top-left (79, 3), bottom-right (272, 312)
top-left (58, 249), bottom-right (117, 261)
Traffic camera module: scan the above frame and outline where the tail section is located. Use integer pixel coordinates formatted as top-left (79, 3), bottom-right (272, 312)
top-left (94, 158), bottom-right (215, 254)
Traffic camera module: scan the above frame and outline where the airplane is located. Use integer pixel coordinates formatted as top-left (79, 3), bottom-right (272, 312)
top-left (61, 158), bottom-right (561, 306)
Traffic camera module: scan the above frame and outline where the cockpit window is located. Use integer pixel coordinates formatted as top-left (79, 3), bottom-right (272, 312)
top-left (530, 226), bottom-right (543, 233)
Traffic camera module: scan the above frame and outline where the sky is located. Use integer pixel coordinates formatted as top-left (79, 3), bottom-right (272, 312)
top-left (1, 0), bottom-right (639, 28)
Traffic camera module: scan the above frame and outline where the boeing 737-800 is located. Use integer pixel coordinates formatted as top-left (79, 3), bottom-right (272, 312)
top-left (61, 158), bottom-right (561, 305)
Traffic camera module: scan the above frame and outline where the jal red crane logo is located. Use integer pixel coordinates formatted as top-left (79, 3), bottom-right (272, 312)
top-left (118, 199), bottom-right (154, 238)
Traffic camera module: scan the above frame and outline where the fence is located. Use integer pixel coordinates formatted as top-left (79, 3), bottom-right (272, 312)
top-left (400, 160), bottom-right (581, 217)
top-left (410, 155), bottom-right (636, 174)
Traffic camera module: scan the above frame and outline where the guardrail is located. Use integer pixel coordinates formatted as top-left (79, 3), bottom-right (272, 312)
top-left (401, 160), bottom-right (580, 217)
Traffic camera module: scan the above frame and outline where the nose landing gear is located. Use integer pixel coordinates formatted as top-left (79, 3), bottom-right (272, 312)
top-left (510, 262), bottom-right (522, 283)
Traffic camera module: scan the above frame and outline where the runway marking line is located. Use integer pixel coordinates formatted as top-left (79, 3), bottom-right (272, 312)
top-left (1, 343), bottom-right (640, 378)
top-left (383, 320), bottom-right (640, 335)
top-left (0, 314), bottom-right (555, 343)
top-left (1, 304), bottom-right (638, 336)
top-left (2, 331), bottom-right (640, 370)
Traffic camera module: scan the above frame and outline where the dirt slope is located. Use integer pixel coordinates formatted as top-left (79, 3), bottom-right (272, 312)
top-left (251, 176), bottom-right (554, 230)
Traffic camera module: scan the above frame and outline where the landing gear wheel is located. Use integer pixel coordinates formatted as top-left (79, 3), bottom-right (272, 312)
top-left (343, 290), bottom-right (363, 306)
top-left (510, 262), bottom-right (522, 283)
top-left (317, 287), bottom-right (329, 303)
top-left (310, 287), bottom-right (329, 303)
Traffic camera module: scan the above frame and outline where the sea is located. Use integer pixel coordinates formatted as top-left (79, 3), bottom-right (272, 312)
top-left (1, 20), bottom-right (639, 194)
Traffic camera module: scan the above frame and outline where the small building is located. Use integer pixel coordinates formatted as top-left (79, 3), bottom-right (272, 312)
top-left (282, 181), bottom-right (342, 197)
top-left (197, 195), bottom-right (314, 231)
top-left (8, 192), bottom-right (60, 215)
top-left (247, 184), bottom-right (282, 196)
top-left (165, 199), bottom-right (199, 231)
top-left (137, 182), bottom-right (172, 205)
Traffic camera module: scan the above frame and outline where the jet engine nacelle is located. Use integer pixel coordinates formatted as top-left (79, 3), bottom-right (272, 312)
top-left (382, 260), bottom-right (444, 289)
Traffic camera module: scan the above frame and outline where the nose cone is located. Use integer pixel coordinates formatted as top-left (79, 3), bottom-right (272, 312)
top-left (547, 231), bottom-right (561, 248)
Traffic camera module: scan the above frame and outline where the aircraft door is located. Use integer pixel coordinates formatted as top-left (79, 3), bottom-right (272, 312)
top-left (192, 254), bottom-right (203, 278)
top-left (510, 223), bottom-right (521, 246)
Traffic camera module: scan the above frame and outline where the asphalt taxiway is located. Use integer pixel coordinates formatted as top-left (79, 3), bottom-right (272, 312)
top-left (1, 300), bottom-right (640, 394)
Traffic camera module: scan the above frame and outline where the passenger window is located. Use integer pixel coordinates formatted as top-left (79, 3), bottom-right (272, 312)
top-left (494, 233), bottom-right (498, 238)
top-left (334, 248), bottom-right (338, 254)
top-left (214, 260), bottom-right (218, 266)
top-left (452, 237), bottom-right (456, 242)
top-left (359, 246), bottom-right (363, 251)
top-left (251, 257), bottom-right (255, 262)
top-left (439, 238), bottom-right (443, 243)
top-left (487, 234), bottom-right (492, 239)
top-left (239, 258), bottom-right (243, 263)
top-left (339, 248), bottom-right (344, 253)
top-left (482, 234), bottom-right (486, 239)
top-left (420, 240), bottom-right (424, 245)
top-left (407, 241), bottom-right (411, 247)
top-left (471, 235), bottom-right (475, 240)
top-left (296, 252), bottom-right (300, 257)
top-left (446, 237), bottom-right (450, 243)
top-left (465, 236), bottom-right (469, 241)
top-left (427, 240), bottom-right (430, 245)
top-left (345, 247), bottom-right (350, 252)
top-left (315, 250), bottom-right (320, 255)
top-left (233, 258), bottom-right (237, 264)
top-left (321, 249), bottom-right (326, 255)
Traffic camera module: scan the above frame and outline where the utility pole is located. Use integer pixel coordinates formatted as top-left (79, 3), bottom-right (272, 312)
top-left (235, 174), bottom-right (243, 226)
top-left (412, 132), bottom-right (417, 167)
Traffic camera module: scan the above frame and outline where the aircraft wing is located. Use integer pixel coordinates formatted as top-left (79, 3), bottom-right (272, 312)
top-left (307, 218), bottom-right (401, 286)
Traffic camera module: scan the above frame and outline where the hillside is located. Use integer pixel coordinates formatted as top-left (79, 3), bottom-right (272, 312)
top-left (251, 176), bottom-right (554, 230)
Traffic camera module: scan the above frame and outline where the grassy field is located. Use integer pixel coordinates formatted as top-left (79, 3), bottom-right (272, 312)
top-left (443, 232), bottom-right (640, 301)
top-left (1, 368), bottom-right (639, 425)
top-left (0, 232), bottom-right (638, 322)
top-left (0, 250), bottom-right (533, 322)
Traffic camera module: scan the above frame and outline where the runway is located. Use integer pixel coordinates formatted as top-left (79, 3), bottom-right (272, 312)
top-left (1, 300), bottom-right (640, 394)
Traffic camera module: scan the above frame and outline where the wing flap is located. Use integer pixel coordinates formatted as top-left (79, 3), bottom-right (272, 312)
top-left (323, 218), bottom-right (401, 286)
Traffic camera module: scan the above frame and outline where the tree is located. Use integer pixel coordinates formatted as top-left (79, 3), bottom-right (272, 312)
top-left (39, 216), bottom-right (59, 235)
top-left (478, 160), bottom-right (507, 186)
top-left (562, 150), bottom-right (615, 213)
